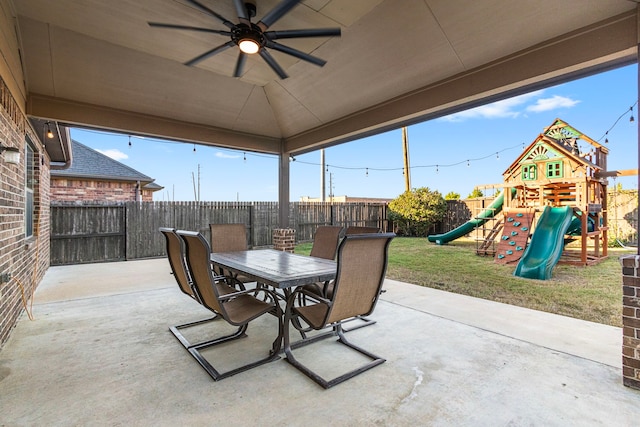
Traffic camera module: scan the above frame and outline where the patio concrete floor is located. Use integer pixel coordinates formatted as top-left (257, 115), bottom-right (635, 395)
top-left (1, 258), bottom-right (639, 426)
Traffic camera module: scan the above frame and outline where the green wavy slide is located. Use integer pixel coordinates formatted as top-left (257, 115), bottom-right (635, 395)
top-left (513, 206), bottom-right (574, 280)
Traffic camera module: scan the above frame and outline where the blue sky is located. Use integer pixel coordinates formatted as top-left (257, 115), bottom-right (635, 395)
top-left (70, 63), bottom-right (638, 201)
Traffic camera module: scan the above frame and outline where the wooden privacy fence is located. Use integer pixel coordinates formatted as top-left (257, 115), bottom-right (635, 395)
top-left (50, 201), bottom-right (389, 265)
top-left (51, 195), bottom-right (637, 265)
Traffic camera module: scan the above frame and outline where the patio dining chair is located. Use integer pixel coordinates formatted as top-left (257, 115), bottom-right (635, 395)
top-left (159, 227), bottom-right (244, 350)
top-left (284, 233), bottom-right (395, 388)
top-left (299, 226), bottom-right (344, 300)
top-left (178, 230), bottom-right (283, 381)
top-left (210, 223), bottom-right (253, 284)
top-left (344, 226), bottom-right (381, 235)
top-left (302, 225), bottom-right (381, 333)
top-left (309, 226), bottom-right (344, 260)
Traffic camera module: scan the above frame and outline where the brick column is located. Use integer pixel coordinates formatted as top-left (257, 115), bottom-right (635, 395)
top-left (622, 255), bottom-right (640, 390)
top-left (273, 228), bottom-right (295, 253)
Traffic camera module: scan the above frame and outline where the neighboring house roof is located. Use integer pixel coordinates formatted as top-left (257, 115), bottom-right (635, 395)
top-left (51, 139), bottom-right (158, 186)
top-left (143, 182), bottom-right (163, 190)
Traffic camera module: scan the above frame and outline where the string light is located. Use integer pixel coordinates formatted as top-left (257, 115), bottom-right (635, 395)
top-left (193, 143), bottom-right (196, 152)
top-left (436, 165), bottom-right (439, 174)
top-left (597, 100), bottom-right (638, 142)
top-left (467, 160), bottom-right (470, 167)
top-left (365, 167), bottom-right (368, 177)
top-left (243, 152), bottom-right (246, 162)
top-left (128, 135), bottom-right (132, 147)
top-left (496, 152), bottom-right (499, 160)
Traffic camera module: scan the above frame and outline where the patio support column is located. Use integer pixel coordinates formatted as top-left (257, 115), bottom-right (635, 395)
top-left (622, 255), bottom-right (640, 389)
top-left (623, 16), bottom-right (640, 390)
top-left (278, 147), bottom-right (290, 228)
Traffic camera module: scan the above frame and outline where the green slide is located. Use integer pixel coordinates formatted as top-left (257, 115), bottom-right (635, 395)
top-left (513, 206), bottom-right (574, 280)
top-left (427, 189), bottom-right (515, 245)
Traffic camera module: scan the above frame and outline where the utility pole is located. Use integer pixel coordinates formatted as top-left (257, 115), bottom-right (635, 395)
top-left (192, 165), bottom-right (201, 201)
top-left (402, 127), bottom-right (411, 192)
top-left (329, 172), bottom-right (334, 202)
top-left (191, 172), bottom-right (196, 201)
top-left (320, 149), bottom-right (326, 202)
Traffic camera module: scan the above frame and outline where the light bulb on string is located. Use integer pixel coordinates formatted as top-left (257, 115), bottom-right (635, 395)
top-left (467, 160), bottom-right (470, 167)
top-left (193, 143), bottom-right (196, 152)
top-left (365, 167), bottom-right (368, 177)
top-left (243, 152), bottom-right (246, 163)
top-left (128, 135), bottom-right (132, 148)
top-left (630, 106), bottom-right (635, 123)
top-left (436, 165), bottom-right (439, 174)
top-left (496, 152), bottom-right (499, 160)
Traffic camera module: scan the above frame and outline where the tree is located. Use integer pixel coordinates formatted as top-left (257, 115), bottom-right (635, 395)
top-left (388, 187), bottom-right (447, 236)
top-left (445, 191), bottom-right (460, 200)
top-left (467, 188), bottom-right (484, 198)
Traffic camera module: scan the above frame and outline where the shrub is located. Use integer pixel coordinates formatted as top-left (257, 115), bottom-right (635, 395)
top-left (389, 187), bottom-right (447, 236)
top-left (467, 188), bottom-right (484, 198)
top-left (445, 191), bottom-right (460, 200)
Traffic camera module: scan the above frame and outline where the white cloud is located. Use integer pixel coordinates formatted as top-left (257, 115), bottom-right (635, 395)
top-left (440, 91), bottom-right (544, 122)
top-left (215, 151), bottom-right (240, 159)
top-left (96, 149), bottom-right (128, 161)
top-left (526, 95), bottom-right (580, 112)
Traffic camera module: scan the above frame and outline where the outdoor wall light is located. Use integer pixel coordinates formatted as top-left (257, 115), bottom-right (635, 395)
top-left (46, 122), bottom-right (54, 139)
top-left (0, 144), bottom-right (20, 165)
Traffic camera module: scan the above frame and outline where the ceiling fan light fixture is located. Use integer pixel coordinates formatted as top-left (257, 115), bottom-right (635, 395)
top-left (239, 37), bottom-right (260, 54)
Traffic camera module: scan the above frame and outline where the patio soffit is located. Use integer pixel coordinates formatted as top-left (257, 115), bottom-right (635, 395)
top-left (13, 0), bottom-right (639, 155)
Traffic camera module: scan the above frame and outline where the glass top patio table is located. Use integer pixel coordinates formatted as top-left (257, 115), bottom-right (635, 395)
top-left (210, 249), bottom-right (336, 289)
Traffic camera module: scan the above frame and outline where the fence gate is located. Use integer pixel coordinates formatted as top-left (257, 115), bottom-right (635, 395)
top-left (50, 204), bottom-right (126, 265)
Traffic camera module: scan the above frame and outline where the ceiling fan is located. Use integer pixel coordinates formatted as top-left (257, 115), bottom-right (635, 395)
top-left (149, 0), bottom-right (341, 79)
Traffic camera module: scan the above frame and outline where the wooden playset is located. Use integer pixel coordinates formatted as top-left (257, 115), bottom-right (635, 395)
top-left (489, 118), bottom-right (610, 266)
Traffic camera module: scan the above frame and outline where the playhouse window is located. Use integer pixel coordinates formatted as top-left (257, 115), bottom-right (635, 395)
top-left (521, 165), bottom-right (536, 180)
top-left (546, 161), bottom-right (563, 178)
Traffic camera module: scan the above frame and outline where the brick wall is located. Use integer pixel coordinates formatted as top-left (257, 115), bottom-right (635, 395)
top-left (51, 178), bottom-right (153, 202)
top-left (0, 78), bottom-right (50, 349)
top-left (622, 255), bottom-right (640, 390)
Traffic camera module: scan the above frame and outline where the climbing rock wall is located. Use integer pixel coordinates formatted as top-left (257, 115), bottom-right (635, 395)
top-left (495, 209), bottom-right (536, 264)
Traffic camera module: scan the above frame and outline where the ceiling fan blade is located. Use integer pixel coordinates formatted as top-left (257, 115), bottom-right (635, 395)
top-left (266, 41), bottom-right (326, 67)
top-left (265, 28), bottom-right (341, 40)
top-left (233, 0), bottom-right (250, 23)
top-left (234, 52), bottom-right (248, 77)
top-left (259, 49), bottom-right (288, 79)
top-left (257, 0), bottom-right (301, 31)
top-left (148, 22), bottom-right (231, 36)
top-left (185, 0), bottom-right (235, 29)
top-left (185, 41), bottom-right (236, 66)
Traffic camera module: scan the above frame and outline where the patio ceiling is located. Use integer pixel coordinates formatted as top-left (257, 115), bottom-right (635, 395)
top-left (14, 0), bottom-right (639, 156)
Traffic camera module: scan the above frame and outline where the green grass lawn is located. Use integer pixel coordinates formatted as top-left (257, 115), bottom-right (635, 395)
top-left (295, 237), bottom-right (636, 327)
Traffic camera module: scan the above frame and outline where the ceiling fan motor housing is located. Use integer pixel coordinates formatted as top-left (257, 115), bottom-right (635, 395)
top-left (233, 23), bottom-right (265, 50)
